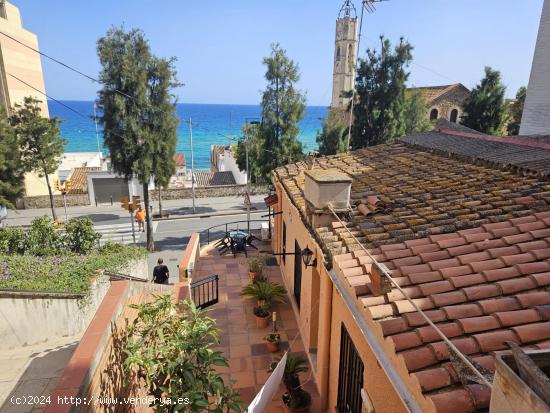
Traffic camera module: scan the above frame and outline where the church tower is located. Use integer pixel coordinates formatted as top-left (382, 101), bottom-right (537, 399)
top-left (331, 1), bottom-right (358, 109)
top-left (520, 0), bottom-right (550, 135)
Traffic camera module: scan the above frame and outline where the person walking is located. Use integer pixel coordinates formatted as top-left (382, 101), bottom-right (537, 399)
top-left (152, 258), bottom-right (170, 284)
top-left (135, 207), bottom-right (145, 232)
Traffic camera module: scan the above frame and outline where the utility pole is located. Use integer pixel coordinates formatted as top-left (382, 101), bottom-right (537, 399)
top-left (189, 117), bottom-right (196, 214)
top-left (244, 118), bottom-right (260, 232)
top-left (93, 103), bottom-right (101, 156)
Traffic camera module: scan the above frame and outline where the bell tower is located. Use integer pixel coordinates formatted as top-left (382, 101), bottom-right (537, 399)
top-left (331, 1), bottom-right (358, 109)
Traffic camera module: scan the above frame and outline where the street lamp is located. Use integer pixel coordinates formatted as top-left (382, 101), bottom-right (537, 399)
top-left (244, 118), bottom-right (260, 232)
top-left (272, 246), bottom-right (317, 268)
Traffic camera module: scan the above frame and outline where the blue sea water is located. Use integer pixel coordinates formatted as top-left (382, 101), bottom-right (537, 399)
top-left (48, 101), bottom-right (328, 170)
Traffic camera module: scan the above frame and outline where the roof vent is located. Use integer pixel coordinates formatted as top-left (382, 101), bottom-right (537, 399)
top-left (304, 168), bottom-right (352, 210)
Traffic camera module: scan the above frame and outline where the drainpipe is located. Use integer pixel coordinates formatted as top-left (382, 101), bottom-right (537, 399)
top-left (318, 267), bottom-right (333, 410)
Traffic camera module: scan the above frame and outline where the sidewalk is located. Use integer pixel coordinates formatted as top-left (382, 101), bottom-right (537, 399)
top-left (5, 195), bottom-right (267, 226)
top-left (0, 336), bottom-right (79, 413)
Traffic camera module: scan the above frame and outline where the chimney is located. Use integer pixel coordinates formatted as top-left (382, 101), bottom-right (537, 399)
top-left (490, 346), bottom-right (550, 413)
top-left (304, 168), bottom-right (352, 228)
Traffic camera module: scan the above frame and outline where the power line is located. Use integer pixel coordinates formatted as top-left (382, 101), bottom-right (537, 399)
top-left (7, 72), bottom-right (90, 120)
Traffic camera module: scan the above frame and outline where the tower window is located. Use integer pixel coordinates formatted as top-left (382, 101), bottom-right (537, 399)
top-left (450, 109), bottom-right (458, 123)
top-left (430, 108), bottom-right (439, 121)
top-left (336, 46), bottom-right (341, 61)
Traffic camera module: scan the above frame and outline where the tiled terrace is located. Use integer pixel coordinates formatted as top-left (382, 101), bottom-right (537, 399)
top-left (193, 242), bottom-right (321, 412)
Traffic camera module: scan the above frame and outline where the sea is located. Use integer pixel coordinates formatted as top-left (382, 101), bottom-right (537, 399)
top-left (48, 101), bottom-right (328, 170)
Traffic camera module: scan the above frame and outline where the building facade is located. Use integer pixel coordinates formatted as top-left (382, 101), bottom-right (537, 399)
top-left (407, 83), bottom-right (470, 124)
top-left (270, 128), bottom-right (550, 412)
top-left (0, 1), bottom-right (48, 115)
top-left (520, 0), bottom-right (550, 135)
top-left (331, 1), bottom-right (357, 109)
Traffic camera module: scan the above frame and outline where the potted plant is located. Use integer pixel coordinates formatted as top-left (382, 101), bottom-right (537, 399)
top-left (240, 281), bottom-right (287, 328)
top-left (269, 353), bottom-right (312, 412)
top-left (254, 305), bottom-right (271, 328)
top-left (265, 333), bottom-right (281, 353)
top-left (247, 256), bottom-right (264, 281)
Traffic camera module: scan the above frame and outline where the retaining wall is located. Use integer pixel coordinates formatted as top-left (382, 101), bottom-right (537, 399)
top-left (150, 184), bottom-right (268, 201)
top-left (0, 257), bottom-right (148, 351)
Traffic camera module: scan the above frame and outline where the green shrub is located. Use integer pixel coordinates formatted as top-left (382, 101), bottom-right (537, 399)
top-left (64, 218), bottom-right (102, 254)
top-left (23, 216), bottom-right (62, 256)
top-left (124, 296), bottom-right (243, 412)
top-left (0, 244), bottom-right (147, 294)
top-left (0, 227), bottom-right (25, 254)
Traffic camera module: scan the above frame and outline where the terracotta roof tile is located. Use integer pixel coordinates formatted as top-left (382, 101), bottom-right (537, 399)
top-left (477, 297), bottom-right (521, 314)
top-left (462, 284), bottom-right (501, 301)
top-left (429, 388), bottom-right (476, 413)
top-left (439, 265), bottom-right (472, 279)
top-left (442, 303), bottom-right (483, 320)
top-left (456, 315), bottom-right (500, 334)
top-left (413, 367), bottom-right (453, 392)
top-left (379, 318), bottom-right (409, 336)
top-left (535, 304), bottom-right (550, 320)
top-left (416, 322), bottom-right (463, 343)
top-left (431, 290), bottom-right (468, 307)
top-left (403, 309), bottom-right (447, 327)
top-left (401, 347), bottom-right (437, 371)
top-left (449, 273), bottom-right (485, 288)
top-left (511, 322), bottom-right (550, 344)
top-left (390, 331), bottom-right (422, 351)
top-left (503, 233), bottom-right (534, 245)
top-left (482, 266), bottom-right (520, 281)
top-left (472, 330), bottom-right (520, 352)
top-left (516, 260), bottom-right (550, 275)
top-left (494, 309), bottom-right (541, 327)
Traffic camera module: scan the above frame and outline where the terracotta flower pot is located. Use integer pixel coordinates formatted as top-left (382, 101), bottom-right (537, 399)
top-left (266, 341), bottom-right (279, 353)
top-left (255, 314), bottom-right (270, 328)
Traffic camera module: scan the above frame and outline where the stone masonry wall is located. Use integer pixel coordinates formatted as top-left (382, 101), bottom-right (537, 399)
top-left (150, 184), bottom-right (269, 201)
top-left (20, 194), bottom-right (90, 209)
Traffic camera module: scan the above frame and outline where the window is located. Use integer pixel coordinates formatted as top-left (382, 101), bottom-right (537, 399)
top-left (0, 2), bottom-right (6, 19)
top-left (337, 324), bottom-right (364, 413)
top-left (336, 46), bottom-right (341, 61)
top-left (450, 109), bottom-right (458, 123)
top-left (282, 221), bottom-right (287, 264)
top-left (430, 108), bottom-right (438, 121)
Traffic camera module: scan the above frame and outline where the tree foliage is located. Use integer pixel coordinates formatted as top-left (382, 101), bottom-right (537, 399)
top-left (461, 66), bottom-right (506, 135)
top-left (237, 44), bottom-right (306, 181)
top-left (97, 27), bottom-right (180, 250)
top-left (316, 108), bottom-right (347, 156)
top-left (10, 97), bottom-right (66, 220)
top-left (351, 36), bottom-right (429, 149)
top-left (0, 110), bottom-right (24, 209)
top-left (506, 86), bottom-right (526, 136)
top-left (124, 296), bottom-right (243, 412)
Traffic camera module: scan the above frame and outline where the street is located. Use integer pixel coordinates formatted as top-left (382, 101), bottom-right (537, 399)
top-left (4, 195), bottom-right (270, 283)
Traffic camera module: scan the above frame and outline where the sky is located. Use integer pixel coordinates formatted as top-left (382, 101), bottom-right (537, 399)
top-left (14, 0), bottom-right (545, 105)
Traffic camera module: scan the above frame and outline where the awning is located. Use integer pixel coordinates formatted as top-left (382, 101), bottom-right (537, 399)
top-left (264, 194), bottom-right (278, 207)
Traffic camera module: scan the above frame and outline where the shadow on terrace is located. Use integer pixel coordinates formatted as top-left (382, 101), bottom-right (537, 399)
top-left (181, 229), bottom-right (321, 412)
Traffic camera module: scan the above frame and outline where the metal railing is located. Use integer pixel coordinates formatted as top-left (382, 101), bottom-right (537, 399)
top-left (104, 270), bottom-right (148, 283)
top-left (190, 274), bottom-right (219, 309)
top-left (200, 219), bottom-right (269, 244)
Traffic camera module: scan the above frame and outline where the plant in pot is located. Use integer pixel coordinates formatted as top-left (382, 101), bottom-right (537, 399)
top-left (247, 256), bottom-right (264, 281)
top-left (240, 281), bottom-right (287, 328)
top-left (269, 353), bottom-right (312, 412)
top-left (265, 333), bottom-right (281, 353)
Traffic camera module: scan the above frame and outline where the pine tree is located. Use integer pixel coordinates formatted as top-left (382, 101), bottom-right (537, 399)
top-left (0, 110), bottom-right (24, 209)
top-left (351, 36), bottom-right (418, 149)
top-left (97, 27), bottom-right (180, 251)
top-left (461, 66), bottom-right (506, 135)
top-left (10, 97), bottom-right (66, 219)
top-left (237, 44), bottom-right (306, 180)
top-left (149, 57), bottom-right (180, 217)
top-left (316, 108), bottom-right (347, 156)
top-left (506, 86), bottom-right (526, 136)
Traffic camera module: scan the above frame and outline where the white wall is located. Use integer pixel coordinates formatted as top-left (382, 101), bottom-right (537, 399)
top-left (218, 149), bottom-right (247, 185)
top-left (0, 257), bottom-right (148, 351)
top-left (520, 0), bottom-right (550, 135)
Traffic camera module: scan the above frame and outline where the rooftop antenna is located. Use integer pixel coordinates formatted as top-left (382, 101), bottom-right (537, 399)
top-left (339, 0), bottom-right (357, 18)
top-left (345, 0), bottom-right (389, 152)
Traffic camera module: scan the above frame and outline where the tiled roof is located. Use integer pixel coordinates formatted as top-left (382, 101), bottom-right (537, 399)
top-left (274, 138), bottom-right (550, 260)
top-left (66, 167), bottom-right (101, 194)
top-left (335, 212), bottom-right (550, 413)
top-left (173, 153), bottom-right (186, 167)
top-left (406, 84), bottom-right (468, 105)
top-left (401, 129), bottom-right (550, 177)
top-left (194, 171), bottom-right (236, 187)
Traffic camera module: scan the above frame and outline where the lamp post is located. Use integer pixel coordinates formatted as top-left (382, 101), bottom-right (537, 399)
top-left (244, 118), bottom-right (260, 232)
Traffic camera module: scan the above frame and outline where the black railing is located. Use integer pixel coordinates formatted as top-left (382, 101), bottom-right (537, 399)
top-left (200, 219), bottom-right (269, 244)
top-left (104, 270), bottom-right (148, 283)
top-left (190, 274), bottom-right (219, 309)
